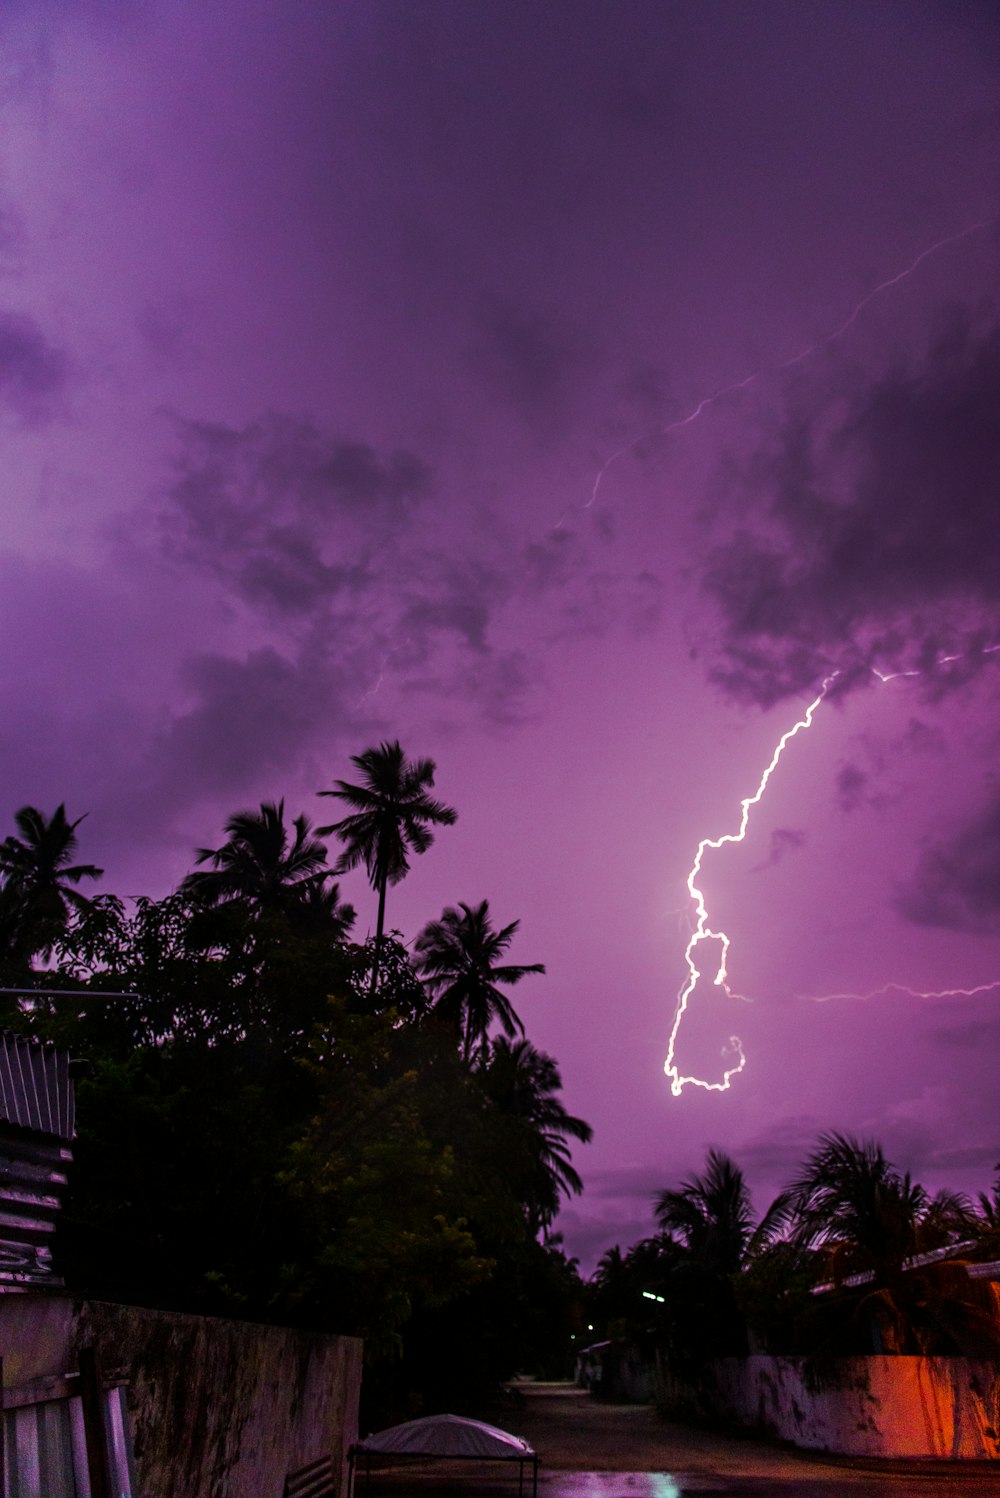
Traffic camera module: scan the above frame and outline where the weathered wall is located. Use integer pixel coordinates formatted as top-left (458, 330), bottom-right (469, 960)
top-left (658, 1354), bottom-right (999, 1459)
top-left (0, 1295), bottom-right (362, 1497)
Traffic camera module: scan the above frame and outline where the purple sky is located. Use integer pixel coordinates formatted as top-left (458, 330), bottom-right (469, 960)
top-left (2, 1), bottom-right (999, 1269)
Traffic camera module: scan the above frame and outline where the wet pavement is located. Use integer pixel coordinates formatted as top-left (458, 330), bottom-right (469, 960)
top-left (512, 1384), bottom-right (1000, 1498)
top-left (540, 1470), bottom-right (1000, 1496)
top-left (360, 1383), bottom-right (998, 1498)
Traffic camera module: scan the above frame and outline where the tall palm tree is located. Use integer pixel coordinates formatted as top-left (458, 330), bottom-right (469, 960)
top-left (0, 804), bottom-right (103, 960)
top-left (415, 899), bottom-right (543, 1059)
top-left (655, 1147), bottom-right (788, 1276)
top-left (318, 741), bottom-right (456, 986)
top-left (479, 1035), bottom-right (592, 1228)
top-left (181, 800), bottom-right (342, 925)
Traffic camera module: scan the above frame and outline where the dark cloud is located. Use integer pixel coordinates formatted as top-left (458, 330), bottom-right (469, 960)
top-left (465, 294), bottom-right (597, 434)
top-left (834, 762), bottom-right (869, 813)
top-left (400, 562), bottom-right (502, 655)
top-left (154, 407), bottom-right (660, 740)
top-left (752, 826), bottom-right (806, 870)
top-left (148, 646), bottom-right (331, 803)
top-left (162, 413), bottom-right (428, 587)
top-left (896, 798), bottom-right (1000, 934)
top-left (902, 716), bottom-right (948, 755)
top-left (932, 1011), bottom-right (1000, 1049)
top-left (705, 318), bottom-right (1000, 704)
top-left (162, 412), bottom-right (431, 615)
top-left (723, 1116), bottom-right (823, 1182)
top-left (0, 310), bottom-right (66, 420)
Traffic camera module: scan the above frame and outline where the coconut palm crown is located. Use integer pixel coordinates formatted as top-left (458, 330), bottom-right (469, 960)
top-left (416, 898), bottom-right (543, 1059)
top-left (0, 804), bottom-right (104, 959)
top-left (181, 800), bottom-right (345, 926)
top-left (318, 740), bottom-right (456, 974)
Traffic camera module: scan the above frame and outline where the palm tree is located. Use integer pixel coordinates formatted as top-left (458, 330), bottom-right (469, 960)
top-left (0, 804), bottom-right (103, 960)
top-left (976, 1164), bottom-right (1000, 1232)
top-left (655, 1147), bottom-right (788, 1276)
top-left (415, 899), bottom-right (543, 1059)
top-left (785, 1133), bottom-right (997, 1354)
top-left (288, 878), bottom-right (357, 943)
top-left (181, 800), bottom-right (340, 925)
top-left (479, 1036), bottom-right (592, 1229)
top-left (653, 1149), bottom-right (790, 1359)
top-left (319, 742), bottom-right (456, 988)
top-left (785, 1132), bottom-right (927, 1287)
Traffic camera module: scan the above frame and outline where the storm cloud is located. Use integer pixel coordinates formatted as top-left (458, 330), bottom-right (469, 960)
top-left (705, 318), bottom-right (1000, 704)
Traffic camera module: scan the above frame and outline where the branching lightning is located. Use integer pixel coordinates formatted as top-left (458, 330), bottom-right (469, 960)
top-left (588, 216), bottom-right (997, 512)
top-left (664, 677), bottom-right (836, 1095)
top-left (353, 639), bottom-right (413, 711)
top-left (802, 980), bottom-right (1000, 1004)
top-left (666, 647), bottom-right (1000, 1095)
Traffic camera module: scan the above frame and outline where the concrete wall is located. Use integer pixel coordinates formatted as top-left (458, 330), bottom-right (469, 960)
top-left (658, 1354), bottom-right (999, 1460)
top-left (0, 1295), bottom-right (362, 1497)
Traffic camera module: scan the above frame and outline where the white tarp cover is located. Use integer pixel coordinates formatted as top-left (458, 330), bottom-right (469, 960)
top-left (356, 1413), bottom-right (535, 1459)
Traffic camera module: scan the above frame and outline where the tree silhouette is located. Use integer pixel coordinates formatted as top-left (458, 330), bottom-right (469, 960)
top-left (319, 741), bottom-right (456, 987)
top-left (181, 800), bottom-right (344, 926)
top-left (479, 1035), bottom-right (591, 1231)
top-left (416, 899), bottom-right (543, 1059)
top-left (786, 1132), bottom-right (927, 1286)
top-left (656, 1147), bottom-right (788, 1276)
top-left (0, 804), bottom-right (103, 961)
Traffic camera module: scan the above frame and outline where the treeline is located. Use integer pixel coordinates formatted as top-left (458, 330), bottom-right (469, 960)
top-left (589, 1143), bottom-right (1000, 1366)
top-left (0, 743), bottom-right (590, 1420)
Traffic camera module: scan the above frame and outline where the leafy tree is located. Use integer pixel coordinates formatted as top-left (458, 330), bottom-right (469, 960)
top-left (0, 804), bottom-right (103, 964)
top-left (784, 1133), bottom-right (1000, 1355)
top-left (976, 1163), bottom-right (1000, 1231)
top-left (181, 799), bottom-right (349, 931)
top-left (280, 1005), bottom-right (493, 1362)
top-left (416, 899), bottom-right (543, 1059)
top-left (787, 1133), bottom-right (928, 1287)
top-left (656, 1147), bottom-right (789, 1275)
top-left (318, 741), bottom-right (456, 988)
top-left (345, 932), bottom-right (429, 1021)
top-left (653, 1149), bottom-right (790, 1359)
top-left (478, 1036), bottom-right (591, 1232)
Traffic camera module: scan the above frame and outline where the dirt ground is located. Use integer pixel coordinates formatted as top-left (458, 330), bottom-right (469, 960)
top-left (498, 1383), bottom-right (865, 1479)
top-left (358, 1382), bottom-right (1000, 1495)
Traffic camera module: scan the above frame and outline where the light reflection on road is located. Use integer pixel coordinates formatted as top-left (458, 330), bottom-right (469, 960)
top-left (541, 1469), bottom-right (999, 1497)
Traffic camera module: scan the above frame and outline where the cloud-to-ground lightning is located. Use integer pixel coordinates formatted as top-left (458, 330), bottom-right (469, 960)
top-left (666, 647), bottom-right (1000, 1094)
top-left (588, 215), bottom-right (998, 512)
top-left (664, 678), bottom-right (835, 1095)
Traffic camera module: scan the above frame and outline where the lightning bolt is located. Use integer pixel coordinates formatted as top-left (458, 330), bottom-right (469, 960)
top-left (666, 647), bottom-right (1000, 1095)
top-left (803, 981), bottom-right (1000, 1004)
top-left (353, 639), bottom-right (413, 711)
top-left (664, 677), bottom-right (836, 1095)
top-left (588, 215), bottom-right (998, 512)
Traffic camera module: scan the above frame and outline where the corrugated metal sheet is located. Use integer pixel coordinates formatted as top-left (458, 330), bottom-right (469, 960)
top-left (2, 1387), bottom-right (137, 1497)
top-left (0, 1033), bottom-right (74, 1141)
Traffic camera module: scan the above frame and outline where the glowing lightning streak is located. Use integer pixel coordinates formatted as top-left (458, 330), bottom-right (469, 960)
top-left (353, 638), bottom-right (414, 712)
top-left (664, 678), bottom-right (836, 1096)
top-left (803, 980), bottom-right (1000, 1004)
top-left (587, 216), bottom-right (998, 512)
top-left (666, 646), bottom-right (1000, 1092)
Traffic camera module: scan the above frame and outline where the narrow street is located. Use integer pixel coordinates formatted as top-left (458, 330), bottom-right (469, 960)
top-left (497, 1382), bottom-right (999, 1497)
